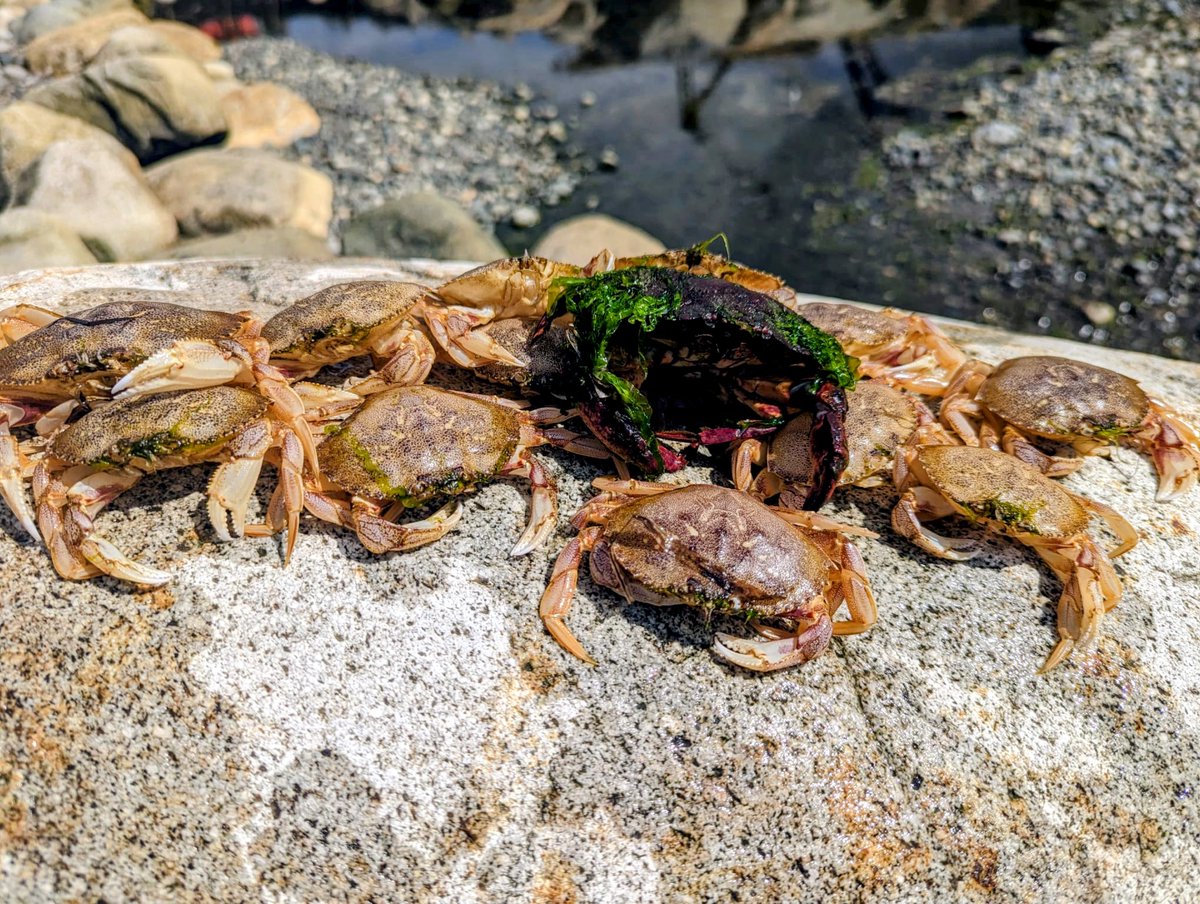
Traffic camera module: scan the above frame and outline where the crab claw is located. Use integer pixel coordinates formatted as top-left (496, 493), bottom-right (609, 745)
top-left (0, 404), bottom-right (39, 540)
top-left (80, 535), bottom-right (172, 587)
top-left (1143, 402), bottom-right (1200, 501)
top-left (713, 613), bottom-right (833, 672)
top-left (112, 340), bottom-right (246, 399)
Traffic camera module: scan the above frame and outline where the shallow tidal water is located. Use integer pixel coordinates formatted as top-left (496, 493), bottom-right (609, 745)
top-left (153, 1), bottom-right (1192, 359)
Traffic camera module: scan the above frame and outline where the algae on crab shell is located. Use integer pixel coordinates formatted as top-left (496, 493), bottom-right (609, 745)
top-left (545, 265), bottom-right (857, 471)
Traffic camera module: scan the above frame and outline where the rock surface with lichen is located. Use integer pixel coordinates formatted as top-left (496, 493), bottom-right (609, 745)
top-left (1, 259), bottom-right (1199, 902)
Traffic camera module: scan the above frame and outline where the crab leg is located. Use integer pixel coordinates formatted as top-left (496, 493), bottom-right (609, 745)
top-left (713, 612), bottom-right (834, 672)
top-left (1138, 399), bottom-right (1200, 501)
top-left (239, 429), bottom-right (305, 563)
top-left (33, 464), bottom-right (170, 585)
top-left (1032, 536), bottom-right (1122, 673)
top-left (207, 418), bottom-right (270, 543)
top-left (0, 403), bottom-right (39, 539)
top-left (1000, 425), bottom-right (1083, 478)
top-left (732, 438), bottom-right (768, 492)
top-left (892, 487), bottom-right (980, 560)
top-left (424, 305), bottom-right (525, 369)
top-left (1072, 494), bottom-right (1138, 558)
top-left (540, 525), bottom-right (602, 665)
top-left (502, 450), bottom-right (558, 557)
top-left (346, 328), bottom-right (437, 395)
top-left (301, 492), bottom-right (462, 554)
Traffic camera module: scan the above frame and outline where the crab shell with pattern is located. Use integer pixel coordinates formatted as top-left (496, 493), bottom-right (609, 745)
top-left (539, 480), bottom-right (879, 672)
top-left (286, 385), bottom-right (607, 557)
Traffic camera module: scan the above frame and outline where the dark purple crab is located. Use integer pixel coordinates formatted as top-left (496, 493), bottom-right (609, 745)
top-left (533, 266), bottom-right (857, 509)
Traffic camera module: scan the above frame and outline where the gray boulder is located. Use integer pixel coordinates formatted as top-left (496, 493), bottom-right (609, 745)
top-left (19, 138), bottom-right (178, 261)
top-left (145, 148), bottom-right (333, 238)
top-left (0, 101), bottom-right (127, 207)
top-left (12, 0), bottom-right (131, 44)
top-left (161, 226), bottom-right (334, 261)
top-left (27, 54), bottom-right (228, 163)
top-left (532, 213), bottom-right (665, 265)
top-left (0, 208), bottom-right (96, 273)
top-left (341, 191), bottom-right (507, 260)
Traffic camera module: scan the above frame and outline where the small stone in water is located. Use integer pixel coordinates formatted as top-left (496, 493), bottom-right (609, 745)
top-left (580, 91), bottom-right (596, 108)
top-left (511, 205), bottom-right (541, 228)
top-left (599, 147), bottom-right (620, 170)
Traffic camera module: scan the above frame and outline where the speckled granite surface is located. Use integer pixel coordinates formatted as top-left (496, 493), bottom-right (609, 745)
top-left (1, 260), bottom-right (1198, 903)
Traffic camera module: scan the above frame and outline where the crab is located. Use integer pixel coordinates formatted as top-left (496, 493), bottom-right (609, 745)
top-left (0, 298), bottom-right (317, 537)
top-left (891, 442), bottom-right (1138, 672)
top-left (733, 380), bottom-right (951, 501)
top-left (537, 265), bottom-right (857, 508)
top-left (586, 236), bottom-right (798, 307)
top-left (287, 385), bottom-right (607, 556)
top-left (940, 355), bottom-right (1200, 501)
top-left (539, 480), bottom-right (878, 672)
top-left (795, 301), bottom-right (966, 396)
top-left (470, 317), bottom-right (585, 398)
top-left (262, 280), bottom-right (437, 394)
top-left (421, 256), bottom-right (582, 369)
top-left (29, 386), bottom-right (304, 586)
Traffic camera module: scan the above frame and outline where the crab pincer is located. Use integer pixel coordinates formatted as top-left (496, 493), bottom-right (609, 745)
top-left (539, 480), bottom-right (878, 671)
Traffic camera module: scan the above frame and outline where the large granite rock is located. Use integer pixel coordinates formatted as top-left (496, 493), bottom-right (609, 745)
top-left (342, 191), bottom-right (507, 260)
top-left (18, 138), bottom-right (177, 260)
top-left (532, 213), bottom-right (666, 266)
top-left (0, 101), bottom-right (127, 207)
top-left (0, 259), bottom-right (1198, 901)
top-left (27, 54), bottom-right (228, 163)
top-left (22, 6), bottom-right (148, 76)
top-left (0, 208), bottom-right (96, 272)
top-left (145, 148), bottom-right (332, 238)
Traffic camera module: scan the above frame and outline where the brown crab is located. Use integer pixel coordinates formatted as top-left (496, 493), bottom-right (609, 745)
top-left (262, 280), bottom-right (437, 395)
top-left (30, 386), bottom-right (304, 585)
top-left (422, 256), bottom-right (581, 368)
top-left (732, 380), bottom-right (951, 500)
top-left (0, 298), bottom-right (317, 536)
top-left (284, 385), bottom-right (606, 556)
top-left (891, 443), bottom-right (1138, 672)
top-left (796, 301), bottom-right (966, 395)
top-left (940, 355), bottom-right (1200, 501)
top-left (539, 480), bottom-right (878, 672)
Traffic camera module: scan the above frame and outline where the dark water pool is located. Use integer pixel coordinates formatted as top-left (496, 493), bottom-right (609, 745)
top-left (157, 1), bottom-right (1094, 335)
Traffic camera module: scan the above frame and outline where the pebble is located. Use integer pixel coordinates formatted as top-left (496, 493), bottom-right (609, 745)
top-left (510, 204), bottom-right (540, 228)
top-left (599, 146), bottom-right (620, 170)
